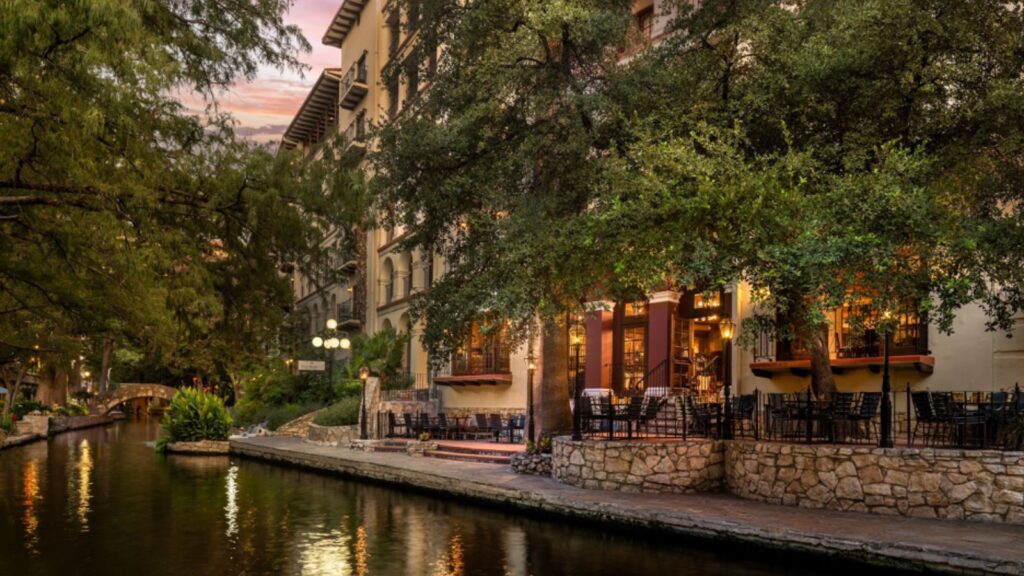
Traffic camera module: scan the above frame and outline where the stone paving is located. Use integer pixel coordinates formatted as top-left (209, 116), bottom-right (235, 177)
top-left (232, 435), bottom-right (1024, 575)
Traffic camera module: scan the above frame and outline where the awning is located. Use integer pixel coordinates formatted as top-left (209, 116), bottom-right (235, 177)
top-left (750, 355), bottom-right (935, 378)
top-left (433, 374), bottom-right (512, 387)
top-left (322, 0), bottom-right (369, 48)
top-left (280, 69), bottom-right (342, 151)
top-left (0, 386), bottom-right (7, 394)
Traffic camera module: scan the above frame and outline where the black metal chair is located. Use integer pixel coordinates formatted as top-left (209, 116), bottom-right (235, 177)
top-left (827, 392), bottom-right (856, 442)
top-left (387, 412), bottom-right (406, 438)
top-left (508, 414), bottom-right (525, 442)
top-left (765, 393), bottom-right (789, 440)
top-left (418, 413), bottom-right (434, 437)
top-left (733, 394), bottom-right (757, 437)
top-left (488, 414), bottom-right (505, 442)
top-left (436, 413), bottom-right (453, 439)
top-left (848, 392), bottom-right (881, 442)
top-left (932, 392), bottom-right (986, 447)
top-left (637, 396), bottom-right (663, 437)
top-left (910, 391), bottom-right (938, 446)
top-left (403, 413), bottom-right (416, 438)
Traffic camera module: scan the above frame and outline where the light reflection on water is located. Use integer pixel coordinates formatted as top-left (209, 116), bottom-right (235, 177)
top-left (0, 421), bottom-right (906, 576)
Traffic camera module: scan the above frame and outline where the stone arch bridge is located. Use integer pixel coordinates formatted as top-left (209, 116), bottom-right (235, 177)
top-left (93, 384), bottom-right (178, 415)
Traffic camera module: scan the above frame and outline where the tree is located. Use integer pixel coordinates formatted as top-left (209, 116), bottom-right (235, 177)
top-left (1, 0), bottom-right (344, 395)
top-left (371, 0), bottom-right (638, 436)
top-left (587, 0), bottom-right (1024, 396)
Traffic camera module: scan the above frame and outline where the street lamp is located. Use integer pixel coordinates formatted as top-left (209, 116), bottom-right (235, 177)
top-left (879, 310), bottom-right (894, 448)
top-left (359, 364), bottom-right (370, 440)
top-left (570, 328), bottom-right (584, 441)
top-left (527, 346), bottom-right (536, 444)
top-left (312, 318), bottom-right (351, 394)
top-left (719, 318), bottom-right (735, 440)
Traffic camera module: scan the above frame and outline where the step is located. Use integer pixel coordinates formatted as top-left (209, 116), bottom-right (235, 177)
top-left (424, 450), bottom-right (511, 465)
top-left (433, 443), bottom-right (522, 457)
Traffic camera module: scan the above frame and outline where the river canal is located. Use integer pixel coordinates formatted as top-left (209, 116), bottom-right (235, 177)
top-left (1, 421), bottom-right (906, 575)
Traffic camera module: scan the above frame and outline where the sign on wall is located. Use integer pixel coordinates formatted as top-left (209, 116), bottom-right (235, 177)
top-left (296, 360), bottom-right (326, 372)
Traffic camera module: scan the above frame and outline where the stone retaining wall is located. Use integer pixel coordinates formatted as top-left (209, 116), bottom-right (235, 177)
top-left (166, 440), bottom-right (230, 454)
top-left (49, 415), bottom-right (112, 434)
top-left (552, 437), bottom-right (724, 494)
top-left (510, 453), bottom-right (552, 476)
top-left (306, 423), bottom-right (359, 446)
top-left (726, 442), bottom-right (1024, 524)
top-left (17, 414), bottom-right (50, 436)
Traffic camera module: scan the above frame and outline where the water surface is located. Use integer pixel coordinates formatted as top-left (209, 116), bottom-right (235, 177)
top-left (1, 421), bottom-right (899, 575)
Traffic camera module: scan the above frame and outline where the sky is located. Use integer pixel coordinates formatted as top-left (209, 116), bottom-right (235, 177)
top-left (178, 0), bottom-right (341, 143)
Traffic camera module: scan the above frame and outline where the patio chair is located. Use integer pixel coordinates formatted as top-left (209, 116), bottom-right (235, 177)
top-left (826, 392), bottom-right (855, 442)
top-left (765, 393), bottom-right (789, 440)
top-left (403, 413), bottom-right (416, 438)
top-left (488, 414), bottom-right (505, 442)
top-left (387, 412), bottom-right (406, 438)
top-left (932, 392), bottom-right (986, 448)
top-left (508, 414), bottom-right (525, 442)
top-left (436, 413), bottom-right (453, 439)
top-left (847, 392), bottom-right (881, 442)
top-left (418, 413), bottom-right (435, 437)
top-left (637, 396), bottom-right (663, 437)
top-left (910, 391), bottom-right (938, 446)
top-left (733, 394), bottom-right (757, 437)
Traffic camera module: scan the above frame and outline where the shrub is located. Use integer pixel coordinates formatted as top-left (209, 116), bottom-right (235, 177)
top-left (157, 388), bottom-right (232, 451)
top-left (1004, 415), bottom-right (1024, 451)
top-left (14, 400), bottom-right (47, 418)
top-left (0, 414), bottom-right (14, 434)
top-left (313, 396), bottom-right (361, 427)
top-left (232, 399), bottom-right (321, 431)
top-left (53, 401), bottom-right (89, 417)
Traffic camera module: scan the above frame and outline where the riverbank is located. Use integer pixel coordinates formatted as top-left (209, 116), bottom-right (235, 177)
top-left (0, 414), bottom-right (115, 452)
top-left (231, 435), bottom-right (1024, 575)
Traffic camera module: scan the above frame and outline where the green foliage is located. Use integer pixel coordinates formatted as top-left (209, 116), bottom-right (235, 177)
top-left (0, 0), bottom-right (348, 394)
top-left (312, 397), bottom-right (361, 427)
top-left (0, 414), bottom-right (14, 434)
top-left (13, 400), bottom-right (47, 418)
top-left (232, 401), bottom-right (321, 432)
top-left (157, 388), bottom-right (232, 450)
top-left (53, 402), bottom-right (90, 417)
top-left (348, 327), bottom-right (410, 383)
top-left (1004, 416), bottom-right (1024, 451)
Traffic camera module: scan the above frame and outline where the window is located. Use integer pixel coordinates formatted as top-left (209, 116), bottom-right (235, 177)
top-left (452, 319), bottom-right (510, 375)
top-left (406, 59), bottom-right (419, 102)
top-left (636, 7), bottom-right (654, 42)
top-left (423, 253), bottom-right (434, 289)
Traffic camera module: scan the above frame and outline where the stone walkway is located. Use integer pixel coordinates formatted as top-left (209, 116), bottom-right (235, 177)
top-left (231, 436), bottom-right (1024, 575)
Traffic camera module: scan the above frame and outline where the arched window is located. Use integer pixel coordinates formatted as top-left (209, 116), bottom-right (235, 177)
top-left (381, 258), bottom-right (395, 304)
top-left (402, 252), bottom-right (414, 297)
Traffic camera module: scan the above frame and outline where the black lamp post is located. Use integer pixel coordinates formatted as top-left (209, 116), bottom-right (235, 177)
top-left (312, 318), bottom-right (351, 398)
top-left (879, 324), bottom-right (894, 448)
top-left (359, 364), bottom-right (370, 440)
top-left (527, 347), bottom-right (536, 444)
top-left (570, 331), bottom-right (583, 441)
top-left (719, 318), bottom-right (735, 440)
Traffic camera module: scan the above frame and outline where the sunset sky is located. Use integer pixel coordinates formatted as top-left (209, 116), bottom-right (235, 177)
top-left (178, 0), bottom-right (342, 143)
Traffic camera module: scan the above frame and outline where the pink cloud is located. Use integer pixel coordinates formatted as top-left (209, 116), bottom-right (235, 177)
top-left (178, 0), bottom-right (342, 142)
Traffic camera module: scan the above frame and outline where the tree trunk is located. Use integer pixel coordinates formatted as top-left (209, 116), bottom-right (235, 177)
top-left (1, 364), bottom-right (29, 420)
top-left (98, 337), bottom-right (114, 395)
top-left (807, 326), bottom-right (836, 399)
top-left (538, 315), bottom-right (572, 438)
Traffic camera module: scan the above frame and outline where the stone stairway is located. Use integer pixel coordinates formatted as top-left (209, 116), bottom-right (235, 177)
top-left (424, 441), bottom-right (521, 465)
top-left (374, 439), bottom-right (410, 453)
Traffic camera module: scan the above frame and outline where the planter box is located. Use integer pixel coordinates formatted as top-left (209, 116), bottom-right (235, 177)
top-left (511, 453), bottom-right (553, 476)
top-left (49, 415), bottom-right (112, 434)
top-left (165, 440), bottom-right (230, 455)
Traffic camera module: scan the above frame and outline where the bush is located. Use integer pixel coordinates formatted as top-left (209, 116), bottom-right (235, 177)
top-left (53, 401), bottom-right (89, 417)
top-left (157, 388), bottom-right (232, 451)
top-left (312, 397), bottom-right (361, 427)
top-left (14, 400), bottom-right (47, 418)
top-left (0, 414), bottom-right (14, 434)
top-left (1004, 416), bottom-right (1024, 451)
top-left (232, 399), bottom-right (320, 431)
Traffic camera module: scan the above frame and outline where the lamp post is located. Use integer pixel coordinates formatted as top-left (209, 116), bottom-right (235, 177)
top-left (719, 318), bottom-right (735, 440)
top-left (879, 317), bottom-right (894, 448)
top-left (359, 364), bottom-right (370, 440)
top-left (312, 318), bottom-right (351, 396)
top-left (570, 330), bottom-right (583, 441)
top-left (527, 347), bottom-right (536, 444)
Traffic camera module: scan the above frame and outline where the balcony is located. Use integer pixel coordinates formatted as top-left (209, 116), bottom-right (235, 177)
top-left (335, 301), bottom-right (362, 329)
top-left (340, 52), bottom-right (369, 110)
top-left (322, 0), bottom-right (368, 48)
top-left (343, 112), bottom-right (367, 154)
